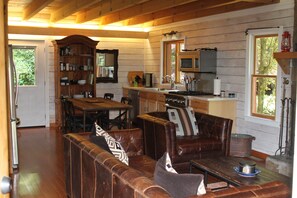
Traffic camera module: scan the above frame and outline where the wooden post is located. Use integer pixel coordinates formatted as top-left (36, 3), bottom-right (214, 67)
top-left (0, 0), bottom-right (10, 197)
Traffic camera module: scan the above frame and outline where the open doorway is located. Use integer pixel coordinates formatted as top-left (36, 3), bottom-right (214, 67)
top-left (9, 40), bottom-right (46, 127)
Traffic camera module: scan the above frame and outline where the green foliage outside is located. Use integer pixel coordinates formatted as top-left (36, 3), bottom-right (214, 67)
top-left (170, 44), bottom-right (176, 81)
top-left (12, 48), bottom-right (36, 86)
top-left (255, 36), bottom-right (278, 116)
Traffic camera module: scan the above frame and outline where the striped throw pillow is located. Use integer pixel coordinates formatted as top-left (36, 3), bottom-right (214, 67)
top-left (168, 107), bottom-right (198, 136)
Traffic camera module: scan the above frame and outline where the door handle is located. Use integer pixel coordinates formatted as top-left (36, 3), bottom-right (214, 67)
top-left (1, 176), bottom-right (12, 194)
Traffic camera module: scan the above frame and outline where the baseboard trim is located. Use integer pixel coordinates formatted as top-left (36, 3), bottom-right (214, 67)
top-left (50, 123), bottom-right (58, 129)
top-left (251, 150), bottom-right (269, 160)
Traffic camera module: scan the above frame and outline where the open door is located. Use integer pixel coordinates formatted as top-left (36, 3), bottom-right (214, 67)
top-left (0, 0), bottom-right (11, 197)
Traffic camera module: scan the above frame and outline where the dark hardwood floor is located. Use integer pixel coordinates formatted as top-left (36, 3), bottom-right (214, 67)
top-left (12, 127), bottom-right (66, 198)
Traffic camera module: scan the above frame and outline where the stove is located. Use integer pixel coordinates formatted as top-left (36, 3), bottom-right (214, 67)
top-left (168, 91), bottom-right (212, 96)
top-left (165, 91), bottom-right (212, 108)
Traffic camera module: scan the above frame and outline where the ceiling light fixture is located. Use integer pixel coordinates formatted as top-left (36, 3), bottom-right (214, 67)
top-left (162, 31), bottom-right (179, 40)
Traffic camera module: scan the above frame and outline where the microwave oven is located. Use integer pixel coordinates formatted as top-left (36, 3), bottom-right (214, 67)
top-left (178, 49), bottom-right (217, 73)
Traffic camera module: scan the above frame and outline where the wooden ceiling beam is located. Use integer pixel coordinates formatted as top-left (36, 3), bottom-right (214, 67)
top-left (76, 0), bottom-right (149, 23)
top-left (125, 0), bottom-right (238, 26)
top-left (8, 25), bottom-right (148, 39)
top-left (8, 0), bottom-right (280, 30)
top-left (50, 0), bottom-right (102, 23)
top-left (23, 0), bottom-right (54, 20)
top-left (97, 0), bottom-right (197, 25)
top-left (151, 1), bottom-right (278, 27)
top-left (238, 0), bottom-right (279, 3)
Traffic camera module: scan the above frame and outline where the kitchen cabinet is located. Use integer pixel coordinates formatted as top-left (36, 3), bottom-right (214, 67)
top-left (123, 87), bottom-right (236, 131)
top-left (139, 92), bottom-right (157, 114)
top-left (52, 35), bottom-right (98, 129)
top-left (190, 98), bottom-right (237, 132)
top-left (157, 93), bottom-right (166, 111)
top-left (178, 49), bottom-right (216, 73)
top-left (139, 93), bottom-right (146, 114)
top-left (139, 91), bottom-right (166, 114)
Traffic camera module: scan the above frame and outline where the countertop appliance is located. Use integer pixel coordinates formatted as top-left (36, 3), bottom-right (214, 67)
top-left (7, 45), bottom-right (20, 169)
top-left (178, 48), bottom-right (217, 73)
top-left (144, 73), bottom-right (153, 87)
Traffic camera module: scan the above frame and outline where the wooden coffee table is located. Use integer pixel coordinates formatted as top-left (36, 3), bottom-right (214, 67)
top-left (190, 157), bottom-right (291, 187)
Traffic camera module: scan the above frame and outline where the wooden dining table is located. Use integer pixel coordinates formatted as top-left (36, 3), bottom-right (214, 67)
top-left (68, 97), bottom-right (133, 131)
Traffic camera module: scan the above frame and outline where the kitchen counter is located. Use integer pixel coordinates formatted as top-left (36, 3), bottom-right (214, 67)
top-left (188, 95), bottom-right (237, 101)
top-left (123, 86), bottom-right (237, 101)
top-left (123, 86), bottom-right (176, 93)
top-left (123, 86), bottom-right (237, 132)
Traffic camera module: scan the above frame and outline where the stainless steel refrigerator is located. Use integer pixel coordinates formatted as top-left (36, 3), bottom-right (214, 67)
top-left (7, 44), bottom-right (19, 169)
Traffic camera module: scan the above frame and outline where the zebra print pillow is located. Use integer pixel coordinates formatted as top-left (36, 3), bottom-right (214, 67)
top-left (94, 122), bottom-right (129, 165)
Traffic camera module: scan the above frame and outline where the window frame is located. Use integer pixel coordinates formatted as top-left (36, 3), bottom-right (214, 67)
top-left (12, 45), bottom-right (37, 87)
top-left (251, 34), bottom-right (278, 120)
top-left (160, 39), bottom-right (185, 84)
top-left (244, 27), bottom-right (283, 127)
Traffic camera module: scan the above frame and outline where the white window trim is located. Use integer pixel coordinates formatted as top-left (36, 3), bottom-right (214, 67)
top-left (244, 27), bottom-right (283, 128)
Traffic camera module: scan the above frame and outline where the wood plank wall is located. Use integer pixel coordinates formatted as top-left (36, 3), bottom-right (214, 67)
top-left (94, 38), bottom-right (145, 99)
top-left (47, 37), bottom-right (145, 124)
top-left (42, 0), bottom-right (294, 155)
top-left (145, 0), bottom-right (294, 155)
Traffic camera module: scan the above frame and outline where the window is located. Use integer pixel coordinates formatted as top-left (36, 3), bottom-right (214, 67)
top-left (162, 40), bottom-right (184, 83)
top-left (12, 46), bottom-right (36, 86)
top-left (245, 28), bottom-right (282, 125)
top-left (252, 35), bottom-right (278, 119)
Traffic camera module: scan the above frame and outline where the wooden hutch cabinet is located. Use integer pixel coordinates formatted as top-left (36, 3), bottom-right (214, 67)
top-left (52, 35), bottom-right (98, 129)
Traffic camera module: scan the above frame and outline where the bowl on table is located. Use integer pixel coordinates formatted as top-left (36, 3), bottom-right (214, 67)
top-left (234, 161), bottom-right (261, 177)
top-left (78, 80), bottom-right (86, 85)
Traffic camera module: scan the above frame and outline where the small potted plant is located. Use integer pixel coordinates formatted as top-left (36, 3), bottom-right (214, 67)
top-left (133, 75), bottom-right (141, 87)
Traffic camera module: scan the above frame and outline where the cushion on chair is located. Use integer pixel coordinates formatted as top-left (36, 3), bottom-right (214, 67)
top-left (168, 107), bottom-right (198, 136)
top-left (154, 152), bottom-right (206, 198)
top-left (94, 122), bottom-right (129, 165)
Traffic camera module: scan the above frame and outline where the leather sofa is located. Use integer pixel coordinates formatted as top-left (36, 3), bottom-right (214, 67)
top-left (63, 128), bottom-right (290, 198)
top-left (136, 111), bottom-right (233, 171)
top-left (64, 128), bottom-right (169, 197)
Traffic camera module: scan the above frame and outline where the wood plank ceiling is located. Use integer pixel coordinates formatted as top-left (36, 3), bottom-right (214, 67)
top-left (7, 0), bottom-right (280, 37)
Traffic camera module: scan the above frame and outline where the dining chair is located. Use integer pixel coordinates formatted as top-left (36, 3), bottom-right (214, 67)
top-left (97, 93), bottom-right (115, 129)
top-left (62, 99), bottom-right (93, 133)
top-left (108, 96), bottom-right (132, 130)
top-left (61, 98), bottom-right (68, 133)
top-left (104, 93), bottom-right (114, 100)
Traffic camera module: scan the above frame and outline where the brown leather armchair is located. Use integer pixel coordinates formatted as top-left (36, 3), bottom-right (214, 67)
top-left (136, 111), bottom-right (233, 172)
